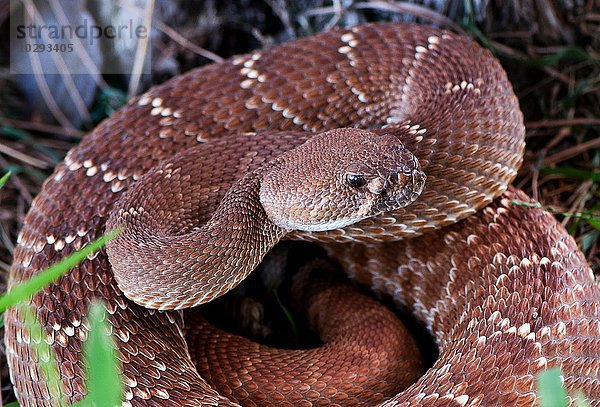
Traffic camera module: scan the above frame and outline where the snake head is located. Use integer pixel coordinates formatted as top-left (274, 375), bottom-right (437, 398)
top-left (260, 129), bottom-right (425, 232)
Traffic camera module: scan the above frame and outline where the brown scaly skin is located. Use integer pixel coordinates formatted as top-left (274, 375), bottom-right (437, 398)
top-left (4, 22), bottom-right (594, 406)
top-left (185, 260), bottom-right (424, 406)
top-left (329, 187), bottom-right (600, 405)
top-left (106, 129), bottom-right (425, 310)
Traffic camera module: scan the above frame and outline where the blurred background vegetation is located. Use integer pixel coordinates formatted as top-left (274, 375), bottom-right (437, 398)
top-left (0, 0), bottom-right (598, 403)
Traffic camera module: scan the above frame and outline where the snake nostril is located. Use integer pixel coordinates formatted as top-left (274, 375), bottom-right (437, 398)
top-left (412, 170), bottom-right (425, 189)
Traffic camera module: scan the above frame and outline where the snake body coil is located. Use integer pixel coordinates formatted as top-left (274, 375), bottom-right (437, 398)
top-left (5, 23), bottom-right (600, 406)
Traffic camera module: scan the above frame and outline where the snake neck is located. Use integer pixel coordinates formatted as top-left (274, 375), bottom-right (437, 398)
top-left (106, 155), bottom-right (287, 310)
top-left (105, 127), bottom-right (426, 310)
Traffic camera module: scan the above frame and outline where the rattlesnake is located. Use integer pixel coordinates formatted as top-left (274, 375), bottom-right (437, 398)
top-left (5, 23), bottom-right (599, 406)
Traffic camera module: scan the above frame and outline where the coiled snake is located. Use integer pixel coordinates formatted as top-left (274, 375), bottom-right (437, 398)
top-left (5, 23), bottom-right (600, 406)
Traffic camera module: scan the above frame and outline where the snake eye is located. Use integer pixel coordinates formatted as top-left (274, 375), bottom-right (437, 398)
top-left (346, 173), bottom-right (367, 188)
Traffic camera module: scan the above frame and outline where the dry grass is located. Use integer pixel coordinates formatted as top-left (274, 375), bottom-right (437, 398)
top-left (0, 0), bottom-right (598, 404)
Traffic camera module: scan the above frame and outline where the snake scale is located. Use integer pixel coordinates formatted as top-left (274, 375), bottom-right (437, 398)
top-left (5, 23), bottom-right (600, 406)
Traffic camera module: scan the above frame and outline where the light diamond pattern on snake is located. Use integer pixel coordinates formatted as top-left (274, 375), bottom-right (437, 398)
top-left (5, 23), bottom-right (599, 406)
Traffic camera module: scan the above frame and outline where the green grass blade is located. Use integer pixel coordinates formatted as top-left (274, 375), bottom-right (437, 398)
top-left (0, 229), bottom-right (120, 313)
top-left (582, 230), bottom-right (600, 253)
top-left (512, 200), bottom-right (600, 224)
top-left (587, 218), bottom-right (600, 231)
top-left (531, 47), bottom-right (594, 68)
top-left (272, 288), bottom-right (297, 338)
top-left (538, 367), bottom-right (568, 407)
top-left (0, 170), bottom-right (11, 188)
top-left (19, 303), bottom-right (65, 405)
top-left (540, 167), bottom-right (600, 182)
top-left (574, 390), bottom-right (591, 407)
top-left (81, 301), bottom-right (122, 406)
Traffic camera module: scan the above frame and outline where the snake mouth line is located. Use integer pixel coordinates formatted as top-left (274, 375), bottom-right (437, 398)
top-left (375, 169), bottom-right (426, 213)
top-left (289, 216), bottom-right (367, 232)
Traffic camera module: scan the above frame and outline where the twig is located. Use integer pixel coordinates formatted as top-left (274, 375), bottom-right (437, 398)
top-left (0, 117), bottom-right (84, 138)
top-left (0, 142), bottom-right (52, 169)
top-left (561, 180), bottom-right (593, 227)
top-left (489, 39), bottom-right (573, 85)
top-left (264, 0), bottom-right (296, 38)
top-left (128, 0), bottom-right (155, 97)
top-left (324, 0), bottom-right (344, 30)
top-left (545, 121), bottom-right (573, 152)
top-left (118, 0), bottom-right (223, 63)
top-left (0, 156), bottom-right (32, 204)
top-left (22, 0), bottom-right (77, 131)
top-left (543, 137), bottom-right (600, 166)
top-left (353, 1), bottom-right (465, 33)
top-left (47, 0), bottom-right (107, 89)
top-left (526, 118), bottom-right (600, 129)
top-left (305, 1), bottom-right (464, 33)
top-left (25, 0), bottom-right (91, 123)
top-left (0, 222), bottom-right (15, 255)
top-left (153, 19), bottom-right (224, 63)
top-left (0, 259), bottom-right (10, 275)
top-left (518, 60), bottom-right (595, 99)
